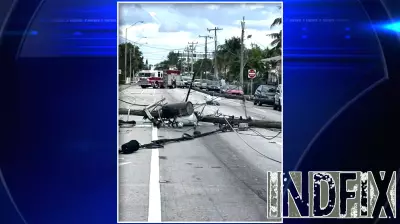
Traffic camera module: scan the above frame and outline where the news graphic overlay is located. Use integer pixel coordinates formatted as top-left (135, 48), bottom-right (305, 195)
top-left (118, 2), bottom-right (283, 222)
top-left (267, 171), bottom-right (396, 219)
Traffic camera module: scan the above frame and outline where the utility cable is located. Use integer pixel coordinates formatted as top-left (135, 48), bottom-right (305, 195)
top-left (223, 117), bottom-right (281, 163)
top-left (250, 128), bottom-right (281, 140)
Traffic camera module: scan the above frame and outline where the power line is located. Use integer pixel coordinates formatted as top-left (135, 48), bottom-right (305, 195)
top-left (119, 36), bottom-right (211, 51)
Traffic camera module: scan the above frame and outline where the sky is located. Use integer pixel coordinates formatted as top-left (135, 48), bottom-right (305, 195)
top-left (119, 2), bottom-right (282, 66)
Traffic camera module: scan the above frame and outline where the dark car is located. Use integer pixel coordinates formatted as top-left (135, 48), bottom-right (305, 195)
top-left (206, 81), bottom-right (221, 92)
top-left (254, 84), bottom-right (276, 106)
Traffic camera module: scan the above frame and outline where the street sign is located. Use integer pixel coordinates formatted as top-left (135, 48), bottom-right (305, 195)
top-left (119, 69), bottom-right (121, 74)
top-left (248, 69), bottom-right (256, 79)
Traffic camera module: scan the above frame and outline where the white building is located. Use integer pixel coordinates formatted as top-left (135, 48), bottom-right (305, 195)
top-left (178, 51), bottom-right (214, 64)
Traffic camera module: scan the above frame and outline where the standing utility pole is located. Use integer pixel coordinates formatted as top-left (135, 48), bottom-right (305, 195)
top-left (186, 46), bottom-right (190, 73)
top-left (177, 50), bottom-right (180, 70)
top-left (239, 17), bottom-right (245, 91)
top-left (207, 27), bottom-right (223, 80)
top-left (124, 30), bottom-right (128, 83)
top-left (188, 42), bottom-right (198, 75)
top-left (199, 35), bottom-right (213, 81)
top-left (124, 21), bottom-right (143, 84)
top-left (239, 17), bottom-right (248, 118)
top-left (129, 48), bottom-right (132, 82)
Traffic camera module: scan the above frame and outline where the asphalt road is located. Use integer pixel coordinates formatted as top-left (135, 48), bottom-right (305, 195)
top-left (118, 85), bottom-right (282, 222)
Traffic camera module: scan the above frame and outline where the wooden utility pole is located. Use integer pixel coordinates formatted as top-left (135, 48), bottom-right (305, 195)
top-left (239, 17), bottom-right (248, 118)
top-left (185, 46), bottom-right (190, 73)
top-left (188, 42), bottom-right (198, 75)
top-left (199, 35), bottom-right (213, 81)
top-left (207, 27), bottom-right (223, 80)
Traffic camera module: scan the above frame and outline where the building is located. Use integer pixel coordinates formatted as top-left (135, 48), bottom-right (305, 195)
top-left (261, 56), bottom-right (282, 84)
top-left (178, 51), bottom-right (214, 64)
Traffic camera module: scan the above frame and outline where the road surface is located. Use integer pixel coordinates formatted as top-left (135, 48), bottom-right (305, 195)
top-left (118, 85), bottom-right (282, 222)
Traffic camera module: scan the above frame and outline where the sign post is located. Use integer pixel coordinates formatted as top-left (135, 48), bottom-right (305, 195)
top-left (248, 69), bottom-right (256, 95)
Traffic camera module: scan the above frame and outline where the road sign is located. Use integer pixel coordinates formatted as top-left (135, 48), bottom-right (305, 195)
top-left (248, 69), bottom-right (256, 79)
top-left (119, 69), bottom-right (122, 74)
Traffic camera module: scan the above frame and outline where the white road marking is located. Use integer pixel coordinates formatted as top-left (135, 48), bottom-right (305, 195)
top-left (119, 162), bottom-right (131, 166)
top-left (135, 124), bottom-right (152, 128)
top-left (140, 90), bottom-right (144, 94)
top-left (254, 107), bottom-right (267, 113)
top-left (148, 94), bottom-right (161, 222)
top-left (148, 125), bottom-right (161, 222)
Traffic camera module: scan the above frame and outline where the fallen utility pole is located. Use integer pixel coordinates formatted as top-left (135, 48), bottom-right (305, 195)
top-left (120, 101), bottom-right (194, 119)
top-left (119, 107), bottom-right (281, 129)
top-left (198, 115), bottom-right (281, 129)
top-left (192, 87), bottom-right (253, 101)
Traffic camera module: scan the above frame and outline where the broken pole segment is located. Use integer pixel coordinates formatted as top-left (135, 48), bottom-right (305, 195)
top-left (198, 115), bottom-right (281, 129)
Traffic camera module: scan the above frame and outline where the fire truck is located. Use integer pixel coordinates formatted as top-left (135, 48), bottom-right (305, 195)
top-left (137, 70), bottom-right (163, 88)
top-left (163, 69), bottom-right (182, 88)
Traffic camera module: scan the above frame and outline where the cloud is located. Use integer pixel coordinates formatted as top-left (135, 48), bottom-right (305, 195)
top-left (207, 4), bottom-right (220, 10)
top-left (119, 3), bottom-right (282, 65)
top-left (240, 3), bottom-right (265, 10)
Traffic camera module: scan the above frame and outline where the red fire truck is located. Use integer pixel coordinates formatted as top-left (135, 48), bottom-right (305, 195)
top-left (137, 70), bottom-right (163, 88)
top-left (163, 69), bottom-right (182, 88)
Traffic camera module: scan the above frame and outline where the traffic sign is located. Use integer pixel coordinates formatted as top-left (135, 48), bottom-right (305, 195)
top-left (248, 69), bottom-right (256, 79)
top-left (119, 69), bottom-right (122, 74)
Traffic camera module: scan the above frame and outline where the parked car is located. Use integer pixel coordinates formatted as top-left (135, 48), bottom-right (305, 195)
top-left (193, 79), bottom-right (201, 88)
top-left (226, 85), bottom-right (244, 95)
top-left (273, 84), bottom-right (282, 111)
top-left (207, 81), bottom-right (221, 92)
top-left (220, 85), bottom-right (229, 94)
top-left (182, 76), bottom-right (192, 88)
top-left (200, 80), bottom-right (208, 89)
top-left (253, 84), bottom-right (276, 106)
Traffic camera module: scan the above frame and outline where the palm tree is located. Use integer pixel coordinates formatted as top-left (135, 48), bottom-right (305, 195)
top-left (267, 6), bottom-right (282, 55)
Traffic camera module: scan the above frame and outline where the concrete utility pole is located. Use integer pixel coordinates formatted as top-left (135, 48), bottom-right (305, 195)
top-left (239, 16), bottom-right (248, 118)
top-left (199, 35), bottom-right (212, 81)
top-left (207, 27), bottom-right (223, 80)
top-left (129, 48), bottom-right (132, 82)
top-left (124, 21), bottom-right (143, 84)
top-left (188, 42), bottom-right (198, 75)
top-left (240, 17), bottom-right (245, 91)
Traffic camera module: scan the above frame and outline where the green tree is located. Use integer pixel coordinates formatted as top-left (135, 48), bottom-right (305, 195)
top-left (193, 58), bottom-right (213, 77)
top-left (216, 37), bottom-right (241, 81)
top-left (267, 6), bottom-right (282, 55)
top-left (167, 51), bottom-right (179, 66)
top-left (118, 43), bottom-right (145, 80)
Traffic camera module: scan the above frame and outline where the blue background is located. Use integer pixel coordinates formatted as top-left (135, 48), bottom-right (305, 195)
top-left (0, 0), bottom-right (399, 223)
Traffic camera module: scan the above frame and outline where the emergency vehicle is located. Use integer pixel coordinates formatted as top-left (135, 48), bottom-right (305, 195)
top-left (137, 70), bottom-right (163, 88)
top-left (163, 69), bottom-right (182, 88)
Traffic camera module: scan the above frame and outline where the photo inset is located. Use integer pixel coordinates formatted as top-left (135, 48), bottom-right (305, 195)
top-left (118, 2), bottom-right (282, 222)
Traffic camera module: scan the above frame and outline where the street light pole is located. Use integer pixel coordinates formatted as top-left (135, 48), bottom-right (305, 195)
top-left (124, 21), bottom-right (143, 84)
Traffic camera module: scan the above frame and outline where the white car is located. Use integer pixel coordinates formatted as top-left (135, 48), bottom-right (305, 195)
top-left (273, 84), bottom-right (282, 111)
top-left (193, 79), bottom-right (201, 87)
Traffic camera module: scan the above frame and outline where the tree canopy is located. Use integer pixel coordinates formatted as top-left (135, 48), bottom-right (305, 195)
top-left (118, 43), bottom-right (145, 79)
